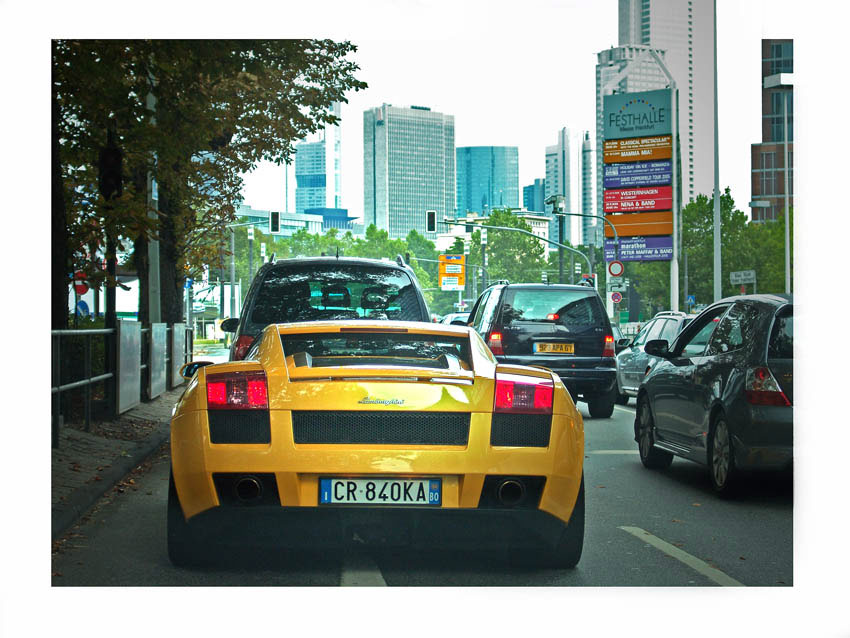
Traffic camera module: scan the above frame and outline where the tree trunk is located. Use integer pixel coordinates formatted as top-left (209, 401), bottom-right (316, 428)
top-left (52, 95), bottom-right (69, 330)
top-left (157, 181), bottom-right (185, 324)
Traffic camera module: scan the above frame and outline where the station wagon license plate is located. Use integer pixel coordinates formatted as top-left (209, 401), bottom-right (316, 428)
top-left (319, 478), bottom-right (442, 506)
top-left (534, 342), bottom-right (574, 354)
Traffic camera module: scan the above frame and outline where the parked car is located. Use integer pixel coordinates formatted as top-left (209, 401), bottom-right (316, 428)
top-left (634, 294), bottom-right (793, 495)
top-left (611, 325), bottom-right (626, 355)
top-left (221, 256), bottom-right (430, 360)
top-left (615, 311), bottom-right (693, 405)
top-left (169, 321), bottom-right (585, 567)
top-left (466, 283), bottom-right (617, 418)
top-left (441, 312), bottom-right (470, 325)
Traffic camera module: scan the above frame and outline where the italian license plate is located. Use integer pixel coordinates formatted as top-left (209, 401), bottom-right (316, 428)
top-left (319, 478), bottom-right (442, 506)
top-left (534, 342), bottom-right (574, 354)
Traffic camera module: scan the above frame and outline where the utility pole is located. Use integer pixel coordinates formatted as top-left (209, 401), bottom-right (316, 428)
top-left (712, 0), bottom-right (722, 302)
top-left (783, 90), bottom-right (791, 294)
top-left (248, 225), bottom-right (254, 282)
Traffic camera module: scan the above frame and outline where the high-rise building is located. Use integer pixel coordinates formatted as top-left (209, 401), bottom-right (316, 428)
top-left (545, 128), bottom-right (571, 246)
top-left (616, 0), bottom-right (716, 202)
top-left (294, 102), bottom-right (342, 215)
top-left (456, 146), bottom-right (519, 215)
top-left (750, 39), bottom-right (793, 223)
top-left (595, 44), bottom-right (669, 228)
top-left (523, 178), bottom-right (546, 213)
top-left (363, 104), bottom-right (455, 239)
top-left (580, 132), bottom-right (597, 246)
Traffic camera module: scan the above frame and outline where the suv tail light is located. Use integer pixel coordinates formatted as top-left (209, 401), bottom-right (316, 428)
top-left (206, 370), bottom-right (269, 410)
top-left (232, 335), bottom-right (255, 361)
top-left (602, 334), bottom-right (615, 358)
top-left (494, 372), bottom-right (553, 414)
top-left (487, 327), bottom-right (505, 356)
top-left (745, 366), bottom-right (791, 406)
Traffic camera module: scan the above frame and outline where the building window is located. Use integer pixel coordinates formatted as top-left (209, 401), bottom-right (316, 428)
top-left (761, 152), bottom-right (775, 169)
top-left (760, 171), bottom-right (775, 196)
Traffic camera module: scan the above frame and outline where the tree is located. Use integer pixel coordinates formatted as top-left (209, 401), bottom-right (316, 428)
top-left (52, 40), bottom-right (367, 326)
top-left (482, 209), bottom-right (547, 283)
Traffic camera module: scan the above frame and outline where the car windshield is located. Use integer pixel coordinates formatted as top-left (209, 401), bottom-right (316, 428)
top-left (500, 289), bottom-right (605, 326)
top-left (249, 264), bottom-right (421, 325)
top-left (280, 332), bottom-right (472, 370)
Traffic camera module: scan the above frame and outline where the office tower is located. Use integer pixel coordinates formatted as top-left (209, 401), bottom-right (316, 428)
top-left (617, 0), bottom-right (716, 202)
top-left (523, 178), bottom-right (546, 213)
top-left (750, 39), bottom-right (793, 223)
top-left (294, 102), bottom-right (342, 215)
top-left (580, 132), bottom-right (597, 246)
top-left (544, 127), bottom-right (571, 246)
top-left (595, 44), bottom-right (669, 228)
top-left (456, 146), bottom-right (519, 215)
top-left (363, 104), bottom-right (455, 239)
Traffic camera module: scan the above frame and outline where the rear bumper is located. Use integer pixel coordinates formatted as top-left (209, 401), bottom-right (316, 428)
top-left (178, 504), bottom-right (571, 550)
top-left (496, 356), bottom-right (617, 397)
top-left (732, 404), bottom-right (794, 471)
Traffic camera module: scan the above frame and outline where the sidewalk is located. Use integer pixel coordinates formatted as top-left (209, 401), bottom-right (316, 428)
top-left (51, 385), bottom-right (186, 540)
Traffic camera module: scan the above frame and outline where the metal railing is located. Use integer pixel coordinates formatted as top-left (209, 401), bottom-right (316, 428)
top-left (50, 322), bottom-right (193, 448)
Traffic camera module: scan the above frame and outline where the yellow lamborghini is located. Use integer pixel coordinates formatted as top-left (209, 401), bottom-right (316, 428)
top-left (168, 320), bottom-right (585, 567)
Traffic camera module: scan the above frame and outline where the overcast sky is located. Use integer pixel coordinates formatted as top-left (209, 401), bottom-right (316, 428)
top-left (241, 0), bottom-right (795, 239)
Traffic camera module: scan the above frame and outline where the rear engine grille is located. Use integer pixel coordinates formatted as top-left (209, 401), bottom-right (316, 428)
top-left (292, 411), bottom-right (470, 445)
top-left (208, 410), bottom-right (271, 444)
top-left (490, 413), bottom-right (551, 447)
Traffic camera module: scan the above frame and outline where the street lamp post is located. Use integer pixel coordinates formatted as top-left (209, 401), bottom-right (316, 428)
top-left (783, 90), bottom-right (791, 294)
top-left (712, 0), bottom-right (722, 302)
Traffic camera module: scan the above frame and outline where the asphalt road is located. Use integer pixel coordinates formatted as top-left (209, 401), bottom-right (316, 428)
top-left (51, 396), bottom-right (792, 587)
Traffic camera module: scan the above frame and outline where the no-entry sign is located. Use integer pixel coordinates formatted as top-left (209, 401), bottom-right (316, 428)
top-left (73, 271), bottom-right (88, 296)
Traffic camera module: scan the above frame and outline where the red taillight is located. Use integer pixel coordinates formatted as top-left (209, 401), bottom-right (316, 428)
top-left (206, 370), bottom-right (268, 409)
top-left (745, 366), bottom-right (791, 407)
top-left (487, 329), bottom-right (505, 356)
top-left (494, 372), bottom-right (554, 414)
top-left (232, 335), bottom-right (255, 361)
top-left (602, 334), bottom-right (615, 358)
top-left (546, 313), bottom-right (559, 321)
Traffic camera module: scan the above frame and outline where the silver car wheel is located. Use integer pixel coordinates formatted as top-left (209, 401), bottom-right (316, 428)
top-left (712, 419), bottom-right (730, 487)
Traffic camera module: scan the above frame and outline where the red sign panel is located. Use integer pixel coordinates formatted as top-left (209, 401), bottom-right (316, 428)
top-left (604, 186), bottom-right (672, 213)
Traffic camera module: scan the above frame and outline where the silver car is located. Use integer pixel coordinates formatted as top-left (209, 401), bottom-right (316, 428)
top-left (615, 311), bottom-right (692, 405)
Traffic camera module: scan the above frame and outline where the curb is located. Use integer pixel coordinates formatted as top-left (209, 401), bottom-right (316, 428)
top-left (51, 420), bottom-right (171, 541)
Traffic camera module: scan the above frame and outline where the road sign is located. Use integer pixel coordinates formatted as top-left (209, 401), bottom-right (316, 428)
top-left (730, 270), bottom-right (756, 284)
top-left (184, 278), bottom-right (193, 290)
top-left (611, 291), bottom-right (623, 304)
top-left (686, 294), bottom-right (696, 305)
top-left (603, 211), bottom-right (673, 238)
top-left (608, 280), bottom-right (627, 293)
top-left (439, 254), bottom-right (465, 291)
top-left (247, 226), bottom-right (254, 241)
top-left (608, 260), bottom-right (625, 277)
top-left (73, 271), bottom-right (88, 296)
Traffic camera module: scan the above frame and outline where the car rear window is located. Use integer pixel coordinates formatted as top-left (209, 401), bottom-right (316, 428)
top-left (768, 306), bottom-right (793, 359)
top-left (499, 288), bottom-right (605, 326)
top-left (280, 332), bottom-right (472, 370)
top-left (249, 264), bottom-right (422, 325)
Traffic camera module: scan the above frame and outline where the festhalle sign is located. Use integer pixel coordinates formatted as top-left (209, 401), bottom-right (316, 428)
top-left (604, 89), bottom-right (672, 140)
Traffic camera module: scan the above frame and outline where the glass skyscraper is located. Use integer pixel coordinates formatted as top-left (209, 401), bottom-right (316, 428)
top-left (544, 127), bottom-right (571, 247)
top-left (580, 131), bottom-right (597, 246)
top-left (363, 104), bottom-right (455, 240)
top-left (523, 178), bottom-right (546, 213)
top-left (294, 102), bottom-right (342, 215)
top-left (455, 146), bottom-right (519, 215)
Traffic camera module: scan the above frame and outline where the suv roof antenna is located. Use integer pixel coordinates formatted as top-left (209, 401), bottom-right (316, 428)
top-left (336, 245), bottom-right (339, 260)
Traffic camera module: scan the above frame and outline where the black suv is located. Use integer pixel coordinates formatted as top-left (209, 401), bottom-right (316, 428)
top-left (222, 256), bottom-right (430, 360)
top-left (467, 283), bottom-right (618, 418)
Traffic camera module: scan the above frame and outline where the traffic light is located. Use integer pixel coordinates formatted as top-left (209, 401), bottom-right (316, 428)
top-left (426, 210), bottom-right (437, 233)
top-left (269, 211), bottom-right (281, 234)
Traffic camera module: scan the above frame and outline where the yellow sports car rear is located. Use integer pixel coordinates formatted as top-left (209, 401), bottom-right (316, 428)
top-left (168, 321), bottom-right (585, 567)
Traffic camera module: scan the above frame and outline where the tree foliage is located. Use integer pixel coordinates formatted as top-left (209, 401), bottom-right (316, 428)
top-left (52, 39), bottom-right (367, 326)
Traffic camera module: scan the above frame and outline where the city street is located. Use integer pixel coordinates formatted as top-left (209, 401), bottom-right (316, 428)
top-left (51, 400), bottom-right (792, 587)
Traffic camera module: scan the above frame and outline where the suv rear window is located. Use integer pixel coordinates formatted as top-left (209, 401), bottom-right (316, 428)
top-left (768, 306), bottom-right (793, 359)
top-left (500, 288), bottom-right (605, 326)
top-left (250, 264), bottom-right (422, 325)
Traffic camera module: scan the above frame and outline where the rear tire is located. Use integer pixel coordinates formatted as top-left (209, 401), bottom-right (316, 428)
top-left (636, 396), bottom-right (673, 469)
top-left (167, 470), bottom-right (206, 567)
top-left (516, 474), bottom-right (584, 569)
top-left (588, 388), bottom-right (616, 418)
top-left (708, 414), bottom-right (739, 497)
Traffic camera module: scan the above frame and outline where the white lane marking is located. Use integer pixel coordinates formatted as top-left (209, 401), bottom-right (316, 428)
top-left (588, 450), bottom-right (639, 454)
top-left (619, 526), bottom-right (745, 587)
top-left (340, 554), bottom-right (387, 587)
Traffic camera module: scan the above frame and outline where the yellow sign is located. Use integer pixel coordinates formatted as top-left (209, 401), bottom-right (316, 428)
top-left (603, 135), bottom-right (672, 163)
top-left (604, 211), bottom-right (673, 238)
top-left (438, 254), bottom-right (465, 291)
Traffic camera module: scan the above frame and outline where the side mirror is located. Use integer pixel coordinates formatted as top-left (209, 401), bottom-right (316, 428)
top-left (617, 338), bottom-right (631, 348)
top-left (220, 317), bottom-right (239, 332)
top-left (451, 319), bottom-right (469, 326)
top-left (180, 360), bottom-right (214, 380)
top-left (644, 339), bottom-right (671, 358)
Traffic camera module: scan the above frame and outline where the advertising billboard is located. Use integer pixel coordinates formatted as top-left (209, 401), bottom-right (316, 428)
top-left (603, 186), bottom-right (673, 213)
top-left (604, 236), bottom-right (673, 262)
top-left (603, 89), bottom-right (672, 140)
top-left (603, 135), bottom-right (672, 163)
top-left (603, 160), bottom-right (671, 189)
top-left (603, 211), bottom-right (673, 238)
